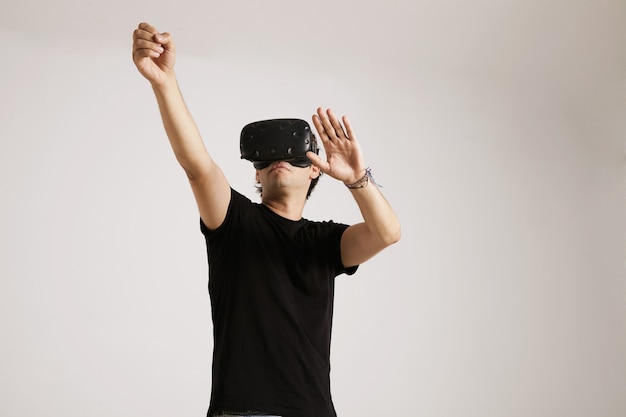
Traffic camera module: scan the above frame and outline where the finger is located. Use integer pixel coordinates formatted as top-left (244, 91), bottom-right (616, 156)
top-left (132, 39), bottom-right (164, 60)
top-left (133, 23), bottom-right (158, 45)
top-left (318, 108), bottom-right (347, 140)
top-left (316, 107), bottom-right (338, 140)
top-left (306, 151), bottom-right (329, 172)
top-left (133, 38), bottom-right (164, 53)
top-left (154, 32), bottom-right (175, 52)
top-left (312, 114), bottom-right (331, 142)
top-left (325, 109), bottom-right (347, 138)
top-left (133, 29), bottom-right (156, 46)
top-left (342, 115), bottom-right (355, 140)
top-left (137, 22), bottom-right (159, 35)
top-left (133, 23), bottom-right (173, 50)
top-left (133, 29), bottom-right (161, 57)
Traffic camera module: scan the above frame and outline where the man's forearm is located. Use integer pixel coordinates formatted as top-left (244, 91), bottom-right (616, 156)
top-left (349, 179), bottom-right (401, 246)
top-left (152, 76), bottom-right (213, 180)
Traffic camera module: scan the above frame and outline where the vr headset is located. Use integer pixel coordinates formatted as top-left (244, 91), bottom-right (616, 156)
top-left (240, 118), bottom-right (318, 169)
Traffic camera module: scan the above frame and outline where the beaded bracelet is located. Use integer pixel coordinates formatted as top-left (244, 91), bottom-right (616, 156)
top-left (345, 167), bottom-right (381, 189)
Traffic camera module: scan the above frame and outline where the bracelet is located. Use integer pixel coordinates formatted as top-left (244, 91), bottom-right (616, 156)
top-left (345, 167), bottom-right (381, 189)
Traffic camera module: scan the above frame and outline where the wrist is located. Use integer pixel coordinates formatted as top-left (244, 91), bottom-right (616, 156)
top-left (344, 167), bottom-right (381, 189)
top-left (344, 169), bottom-right (367, 187)
top-left (150, 72), bottom-right (178, 91)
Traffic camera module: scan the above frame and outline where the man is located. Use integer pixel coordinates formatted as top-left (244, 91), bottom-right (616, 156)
top-left (132, 22), bottom-right (400, 417)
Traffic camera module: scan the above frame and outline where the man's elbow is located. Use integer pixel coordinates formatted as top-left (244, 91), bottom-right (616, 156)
top-left (382, 223), bottom-right (401, 247)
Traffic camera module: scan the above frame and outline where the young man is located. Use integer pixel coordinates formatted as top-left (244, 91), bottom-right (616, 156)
top-left (132, 22), bottom-right (400, 417)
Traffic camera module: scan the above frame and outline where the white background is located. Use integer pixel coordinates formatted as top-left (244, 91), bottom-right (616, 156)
top-left (1, 1), bottom-right (624, 416)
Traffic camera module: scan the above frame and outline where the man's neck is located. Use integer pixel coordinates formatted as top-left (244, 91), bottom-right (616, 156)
top-left (261, 194), bottom-right (306, 221)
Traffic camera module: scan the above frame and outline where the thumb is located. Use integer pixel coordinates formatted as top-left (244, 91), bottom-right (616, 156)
top-left (154, 32), bottom-right (175, 52)
top-left (307, 151), bottom-right (329, 172)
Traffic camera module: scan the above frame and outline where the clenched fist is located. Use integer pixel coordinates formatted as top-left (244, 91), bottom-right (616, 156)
top-left (132, 22), bottom-right (176, 86)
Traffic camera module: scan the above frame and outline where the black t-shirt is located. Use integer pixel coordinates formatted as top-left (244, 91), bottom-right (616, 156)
top-left (201, 189), bottom-right (358, 417)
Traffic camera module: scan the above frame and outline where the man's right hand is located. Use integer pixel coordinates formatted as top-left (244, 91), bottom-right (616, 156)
top-left (132, 22), bottom-right (176, 86)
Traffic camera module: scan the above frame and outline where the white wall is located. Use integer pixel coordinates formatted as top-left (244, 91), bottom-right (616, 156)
top-left (1, 1), bottom-right (624, 416)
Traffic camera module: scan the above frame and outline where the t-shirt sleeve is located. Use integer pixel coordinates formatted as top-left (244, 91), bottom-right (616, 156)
top-left (200, 188), bottom-right (248, 238)
top-left (323, 221), bottom-right (358, 277)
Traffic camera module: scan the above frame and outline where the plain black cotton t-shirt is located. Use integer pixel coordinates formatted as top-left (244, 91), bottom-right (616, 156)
top-left (201, 189), bottom-right (358, 417)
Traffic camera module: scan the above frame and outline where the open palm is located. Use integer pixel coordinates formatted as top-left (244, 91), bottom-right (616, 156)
top-left (309, 107), bottom-right (366, 185)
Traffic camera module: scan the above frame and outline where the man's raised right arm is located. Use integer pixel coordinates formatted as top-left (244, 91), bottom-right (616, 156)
top-left (132, 22), bottom-right (230, 230)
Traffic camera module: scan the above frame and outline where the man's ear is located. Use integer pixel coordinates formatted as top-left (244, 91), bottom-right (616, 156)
top-left (309, 165), bottom-right (321, 180)
top-left (255, 170), bottom-right (260, 183)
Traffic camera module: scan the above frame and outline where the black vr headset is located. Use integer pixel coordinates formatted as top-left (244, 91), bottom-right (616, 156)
top-left (240, 119), bottom-right (318, 169)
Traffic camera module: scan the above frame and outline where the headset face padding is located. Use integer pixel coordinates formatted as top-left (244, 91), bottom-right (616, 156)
top-left (240, 119), bottom-right (318, 168)
top-left (253, 156), bottom-right (312, 170)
